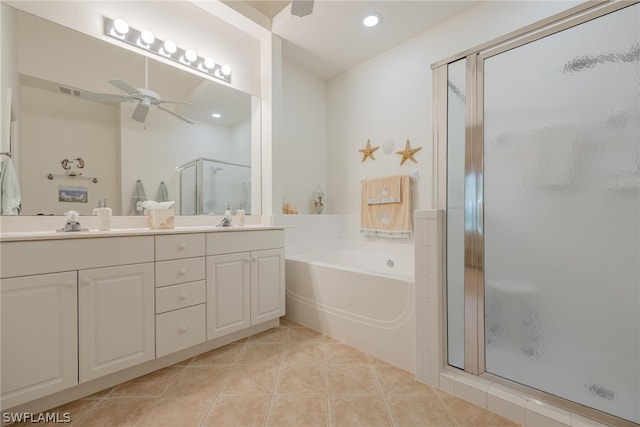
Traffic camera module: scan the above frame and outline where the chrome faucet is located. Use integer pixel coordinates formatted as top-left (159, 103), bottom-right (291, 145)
top-left (58, 210), bottom-right (88, 232)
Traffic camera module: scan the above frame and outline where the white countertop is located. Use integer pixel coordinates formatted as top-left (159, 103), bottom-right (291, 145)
top-left (0, 225), bottom-right (285, 242)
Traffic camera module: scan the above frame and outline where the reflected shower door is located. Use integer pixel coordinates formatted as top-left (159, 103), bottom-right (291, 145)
top-left (482, 3), bottom-right (639, 424)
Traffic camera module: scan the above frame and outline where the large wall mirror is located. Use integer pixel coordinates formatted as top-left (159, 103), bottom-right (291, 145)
top-left (1, 4), bottom-right (261, 216)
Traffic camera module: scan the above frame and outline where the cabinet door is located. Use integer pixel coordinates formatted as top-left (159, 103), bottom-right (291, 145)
top-left (1, 272), bottom-right (77, 410)
top-left (206, 253), bottom-right (250, 339)
top-left (251, 248), bottom-right (285, 324)
top-left (78, 263), bottom-right (154, 382)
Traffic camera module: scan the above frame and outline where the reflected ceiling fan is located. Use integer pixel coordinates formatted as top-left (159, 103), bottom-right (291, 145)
top-left (82, 80), bottom-right (193, 125)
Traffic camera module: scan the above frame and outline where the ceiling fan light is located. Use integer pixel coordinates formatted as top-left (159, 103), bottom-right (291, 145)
top-left (363, 13), bottom-right (381, 27)
top-left (112, 18), bottom-right (129, 36)
top-left (220, 64), bottom-right (232, 76)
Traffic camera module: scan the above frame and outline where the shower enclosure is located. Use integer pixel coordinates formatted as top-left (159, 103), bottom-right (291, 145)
top-left (436, 2), bottom-right (639, 425)
top-left (179, 158), bottom-right (251, 215)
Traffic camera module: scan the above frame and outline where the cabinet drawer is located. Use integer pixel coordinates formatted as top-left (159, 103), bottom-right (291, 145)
top-left (1, 237), bottom-right (154, 278)
top-left (156, 304), bottom-right (205, 358)
top-left (155, 257), bottom-right (205, 287)
top-left (206, 230), bottom-right (284, 255)
top-left (156, 281), bottom-right (205, 314)
top-left (155, 234), bottom-right (205, 261)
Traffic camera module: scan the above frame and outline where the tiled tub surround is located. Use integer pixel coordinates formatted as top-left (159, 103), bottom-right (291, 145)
top-left (6, 320), bottom-right (521, 427)
top-left (413, 210), bottom-right (610, 427)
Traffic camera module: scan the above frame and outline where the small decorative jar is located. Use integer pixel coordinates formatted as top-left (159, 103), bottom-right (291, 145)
top-left (312, 185), bottom-right (325, 214)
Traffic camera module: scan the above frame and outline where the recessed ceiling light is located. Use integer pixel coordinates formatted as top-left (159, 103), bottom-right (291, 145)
top-left (211, 113), bottom-right (222, 118)
top-left (363, 13), bottom-right (381, 28)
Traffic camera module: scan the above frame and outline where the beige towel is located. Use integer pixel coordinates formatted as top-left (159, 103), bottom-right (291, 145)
top-left (366, 175), bottom-right (402, 204)
top-left (361, 175), bottom-right (412, 238)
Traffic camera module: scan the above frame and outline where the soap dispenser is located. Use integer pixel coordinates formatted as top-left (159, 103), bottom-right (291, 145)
top-left (93, 199), bottom-right (112, 231)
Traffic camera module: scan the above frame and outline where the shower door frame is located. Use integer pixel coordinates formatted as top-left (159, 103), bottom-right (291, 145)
top-left (434, 1), bottom-right (639, 426)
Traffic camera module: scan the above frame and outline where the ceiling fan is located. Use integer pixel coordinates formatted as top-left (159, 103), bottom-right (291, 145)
top-left (82, 80), bottom-right (193, 125)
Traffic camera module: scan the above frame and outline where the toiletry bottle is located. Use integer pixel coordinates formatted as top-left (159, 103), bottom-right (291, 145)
top-left (93, 199), bottom-right (112, 231)
top-left (224, 203), bottom-right (232, 220)
top-left (236, 208), bottom-right (245, 226)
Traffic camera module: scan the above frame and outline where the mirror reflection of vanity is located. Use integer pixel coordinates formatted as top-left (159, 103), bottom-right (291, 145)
top-left (1, 4), bottom-right (261, 216)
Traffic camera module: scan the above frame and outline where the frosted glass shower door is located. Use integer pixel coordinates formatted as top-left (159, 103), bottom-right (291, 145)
top-left (483, 4), bottom-right (639, 424)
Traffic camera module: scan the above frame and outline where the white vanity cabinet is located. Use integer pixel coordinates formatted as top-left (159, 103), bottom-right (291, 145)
top-left (206, 230), bottom-right (285, 340)
top-left (78, 263), bottom-right (155, 382)
top-left (0, 272), bottom-right (78, 409)
top-left (154, 234), bottom-right (206, 357)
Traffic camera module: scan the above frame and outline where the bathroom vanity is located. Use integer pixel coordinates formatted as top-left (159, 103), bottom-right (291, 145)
top-left (0, 226), bottom-right (285, 412)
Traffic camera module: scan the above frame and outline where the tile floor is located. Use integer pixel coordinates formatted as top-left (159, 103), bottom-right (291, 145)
top-left (14, 319), bottom-right (520, 426)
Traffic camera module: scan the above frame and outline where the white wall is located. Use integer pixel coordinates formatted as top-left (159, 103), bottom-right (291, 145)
top-left (277, 59), bottom-right (327, 214)
top-left (325, 1), bottom-right (585, 218)
top-left (0, 5), bottom-right (19, 157)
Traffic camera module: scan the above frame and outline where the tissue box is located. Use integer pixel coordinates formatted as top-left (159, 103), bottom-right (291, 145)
top-left (148, 208), bottom-right (175, 229)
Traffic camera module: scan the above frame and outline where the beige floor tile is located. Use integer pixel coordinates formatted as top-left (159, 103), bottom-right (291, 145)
top-left (73, 397), bottom-right (157, 426)
top-left (83, 386), bottom-right (117, 400)
top-left (326, 343), bottom-right (371, 365)
top-left (191, 344), bottom-right (244, 365)
top-left (136, 398), bottom-right (212, 427)
top-left (439, 393), bottom-right (521, 427)
top-left (385, 393), bottom-right (457, 427)
top-left (171, 357), bottom-right (195, 367)
top-left (221, 364), bottom-right (279, 396)
top-left (329, 395), bottom-right (392, 427)
top-left (248, 327), bottom-right (289, 343)
top-left (327, 365), bottom-right (379, 394)
top-left (374, 365), bottom-right (432, 394)
top-left (275, 363), bottom-right (326, 395)
top-left (202, 396), bottom-right (271, 427)
top-left (110, 367), bottom-right (182, 397)
top-left (163, 366), bottom-right (231, 397)
top-left (287, 327), bottom-right (325, 343)
top-left (282, 341), bottom-right (325, 364)
top-left (237, 343), bottom-right (284, 365)
top-left (266, 395), bottom-right (328, 427)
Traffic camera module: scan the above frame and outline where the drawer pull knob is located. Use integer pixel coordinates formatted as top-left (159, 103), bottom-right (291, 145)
top-left (178, 269), bottom-right (187, 275)
top-left (179, 294), bottom-right (188, 300)
top-left (179, 326), bottom-right (188, 333)
top-left (178, 243), bottom-right (187, 250)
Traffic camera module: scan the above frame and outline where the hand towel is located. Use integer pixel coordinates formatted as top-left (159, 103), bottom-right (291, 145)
top-left (0, 156), bottom-right (21, 215)
top-left (366, 175), bottom-right (402, 204)
top-left (157, 181), bottom-right (169, 202)
top-left (130, 179), bottom-right (147, 215)
top-left (361, 175), bottom-right (412, 238)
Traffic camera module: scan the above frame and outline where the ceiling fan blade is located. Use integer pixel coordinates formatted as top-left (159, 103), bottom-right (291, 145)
top-left (131, 103), bottom-right (150, 123)
top-left (109, 80), bottom-right (141, 96)
top-left (79, 91), bottom-right (133, 103)
top-left (156, 105), bottom-right (194, 124)
top-left (291, 0), bottom-right (314, 17)
top-left (155, 99), bottom-right (192, 106)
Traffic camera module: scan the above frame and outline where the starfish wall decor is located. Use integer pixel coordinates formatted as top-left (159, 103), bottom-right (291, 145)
top-left (358, 139), bottom-right (379, 162)
top-left (396, 139), bottom-right (422, 165)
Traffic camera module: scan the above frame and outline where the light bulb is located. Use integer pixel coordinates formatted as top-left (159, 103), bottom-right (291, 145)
top-left (203, 57), bottom-right (215, 70)
top-left (112, 18), bottom-right (129, 36)
top-left (363, 13), bottom-right (381, 27)
top-left (162, 40), bottom-right (177, 56)
top-left (140, 30), bottom-right (155, 45)
top-left (220, 64), bottom-right (231, 76)
top-left (184, 49), bottom-right (197, 63)
top-left (211, 113), bottom-right (222, 118)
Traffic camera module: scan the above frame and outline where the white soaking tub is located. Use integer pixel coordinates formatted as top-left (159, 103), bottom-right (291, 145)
top-left (285, 246), bottom-right (415, 372)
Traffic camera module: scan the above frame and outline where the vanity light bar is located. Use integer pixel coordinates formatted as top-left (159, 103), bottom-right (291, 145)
top-left (104, 17), bottom-right (232, 84)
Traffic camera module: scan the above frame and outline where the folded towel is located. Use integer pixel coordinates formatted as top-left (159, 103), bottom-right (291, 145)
top-left (366, 175), bottom-right (402, 204)
top-left (130, 179), bottom-right (147, 215)
top-left (157, 181), bottom-right (169, 202)
top-left (361, 175), bottom-right (412, 238)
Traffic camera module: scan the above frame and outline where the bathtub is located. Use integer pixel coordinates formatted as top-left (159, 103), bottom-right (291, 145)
top-left (285, 247), bottom-right (415, 372)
